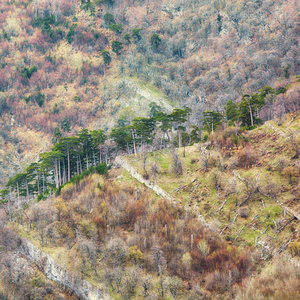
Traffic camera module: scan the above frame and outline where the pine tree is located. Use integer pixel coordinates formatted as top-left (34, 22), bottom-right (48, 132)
top-left (202, 111), bottom-right (223, 133)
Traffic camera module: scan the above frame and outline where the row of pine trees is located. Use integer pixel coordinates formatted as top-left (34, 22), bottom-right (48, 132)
top-left (0, 85), bottom-right (287, 203)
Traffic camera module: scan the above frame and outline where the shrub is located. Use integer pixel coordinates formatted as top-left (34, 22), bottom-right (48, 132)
top-left (150, 33), bottom-right (161, 48)
top-left (103, 13), bottom-right (115, 26)
top-left (66, 23), bottom-right (77, 43)
top-left (78, 219), bottom-right (97, 239)
top-left (36, 91), bottom-right (45, 107)
top-left (21, 66), bottom-right (37, 78)
top-left (289, 240), bottom-right (300, 257)
top-left (24, 95), bottom-right (31, 103)
top-left (127, 245), bottom-right (144, 264)
top-left (190, 158), bottom-right (197, 164)
top-left (197, 240), bottom-right (210, 257)
top-left (73, 95), bottom-right (81, 102)
top-left (237, 206), bottom-right (249, 218)
top-left (237, 144), bottom-right (257, 168)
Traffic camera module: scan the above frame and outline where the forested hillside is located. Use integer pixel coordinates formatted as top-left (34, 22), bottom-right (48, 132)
top-left (0, 0), bottom-right (300, 299)
top-left (0, 0), bottom-right (299, 188)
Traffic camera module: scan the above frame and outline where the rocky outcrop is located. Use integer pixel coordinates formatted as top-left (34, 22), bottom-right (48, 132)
top-left (20, 238), bottom-right (112, 300)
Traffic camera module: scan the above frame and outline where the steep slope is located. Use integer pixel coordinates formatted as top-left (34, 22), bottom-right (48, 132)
top-left (0, 0), bottom-right (299, 188)
top-left (0, 1), bottom-right (300, 298)
top-left (125, 111), bottom-right (300, 252)
top-left (2, 113), bottom-right (300, 298)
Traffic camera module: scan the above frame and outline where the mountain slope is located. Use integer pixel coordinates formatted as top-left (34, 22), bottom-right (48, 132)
top-left (0, 0), bottom-right (299, 188)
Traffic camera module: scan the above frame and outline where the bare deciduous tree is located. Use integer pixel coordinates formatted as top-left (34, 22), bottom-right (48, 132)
top-left (170, 151), bottom-right (183, 177)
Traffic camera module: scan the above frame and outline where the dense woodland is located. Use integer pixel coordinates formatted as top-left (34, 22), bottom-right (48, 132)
top-left (0, 0), bottom-right (300, 299)
top-left (0, 0), bottom-right (299, 132)
top-left (0, 0), bottom-right (299, 189)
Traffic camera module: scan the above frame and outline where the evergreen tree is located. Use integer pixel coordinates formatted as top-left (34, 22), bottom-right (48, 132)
top-left (238, 93), bottom-right (264, 127)
top-left (103, 13), bottom-right (115, 26)
top-left (169, 108), bottom-right (192, 147)
top-left (131, 117), bottom-right (156, 152)
top-left (78, 129), bottom-right (93, 171)
top-left (61, 118), bottom-right (71, 134)
top-left (0, 189), bottom-right (9, 204)
top-left (132, 28), bottom-right (142, 43)
top-left (156, 111), bottom-right (171, 147)
top-left (110, 126), bottom-right (132, 153)
top-left (225, 100), bottom-right (238, 126)
top-left (109, 24), bottom-right (124, 35)
top-left (91, 129), bottom-right (106, 164)
top-left (202, 111), bottom-right (223, 133)
top-left (150, 33), bottom-right (161, 48)
top-left (123, 33), bottom-right (131, 45)
top-left (112, 41), bottom-right (123, 56)
top-left (190, 125), bottom-right (201, 143)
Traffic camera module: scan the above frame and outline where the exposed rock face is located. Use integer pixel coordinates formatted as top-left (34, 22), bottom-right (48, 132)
top-left (20, 239), bottom-right (112, 300)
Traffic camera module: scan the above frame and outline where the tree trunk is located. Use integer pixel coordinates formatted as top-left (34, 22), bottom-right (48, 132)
top-left (93, 148), bottom-right (96, 166)
top-left (54, 159), bottom-right (59, 188)
top-left (25, 178), bottom-right (29, 202)
top-left (58, 159), bottom-right (62, 186)
top-left (79, 155), bottom-right (83, 174)
top-left (245, 98), bottom-right (254, 126)
top-left (178, 129), bottom-right (182, 148)
top-left (67, 147), bottom-right (70, 182)
top-left (43, 173), bottom-right (45, 192)
top-left (132, 130), bottom-right (137, 156)
top-left (86, 150), bottom-right (89, 170)
top-left (63, 160), bottom-right (66, 184)
top-left (99, 144), bottom-right (102, 163)
top-left (76, 153), bottom-right (79, 175)
top-left (159, 266), bottom-right (164, 298)
top-left (17, 181), bottom-right (20, 203)
top-left (37, 173), bottom-right (40, 195)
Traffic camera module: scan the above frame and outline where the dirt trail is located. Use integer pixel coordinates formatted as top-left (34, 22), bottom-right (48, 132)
top-left (115, 155), bottom-right (174, 202)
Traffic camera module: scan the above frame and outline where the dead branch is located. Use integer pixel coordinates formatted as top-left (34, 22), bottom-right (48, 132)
top-left (260, 228), bottom-right (268, 236)
top-left (218, 199), bottom-right (227, 213)
top-left (278, 238), bottom-right (294, 254)
top-left (278, 217), bottom-right (296, 233)
top-left (171, 179), bottom-right (197, 194)
top-left (235, 225), bottom-right (245, 241)
top-left (190, 181), bottom-right (201, 199)
top-left (230, 214), bottom-right (239, 228)
top-left (220, 225), bottom-right (228, 235)
top-left (252, 214), bottom-right (260, 221)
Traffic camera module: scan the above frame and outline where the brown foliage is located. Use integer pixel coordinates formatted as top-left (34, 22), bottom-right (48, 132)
top-left (237, 254), bottom-right (300, 299)
top-left (237, 144), bottom-right (257, 168)
top-left (0, 227), bottom-right (20, 252)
